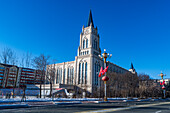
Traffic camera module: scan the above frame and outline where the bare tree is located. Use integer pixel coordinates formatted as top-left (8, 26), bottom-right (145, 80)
top-left (1, 47), bottom-right (18, 65)
top-left (47, 65), bottom-right (55, 98)
top-left (46, 59), bottom-right (57, 99)
top-left (20, 54), bottom-right (25, 67)
top-left (19, 51), bottom-right (32, 68)
top-left (107, 72), bottom-right (138, 98)
top-left (25, 51), bottom-right (32, 68)
top-left (32, 54), bottom-right (50, 98)
top-left (138, 74), bottom-right (161, 98)
top-left (11, 52), bottom-right (18, 65)
top-left (138, 74), bottom-right (150, 81)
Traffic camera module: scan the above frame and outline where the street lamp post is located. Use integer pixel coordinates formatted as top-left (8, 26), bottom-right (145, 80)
top-left (159, 72), bottom-right (166, 98)
top-left (99, 49), bottom-right (112, 101)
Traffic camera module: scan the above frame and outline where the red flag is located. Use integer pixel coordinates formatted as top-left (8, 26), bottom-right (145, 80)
top-left (98, 67), bottom-right (103, 77)
top-left (102, 66), bottom-right (109, 75)
top-left (163, 81), bottom-right (165, 85)
top-left (160, 81), bottom-right (165, 85)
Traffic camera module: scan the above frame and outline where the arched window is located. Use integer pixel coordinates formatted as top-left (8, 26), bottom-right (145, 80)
top-left (82, 63), bottom-right (84, 84)
top-left (67, 68), bottom-right (69, 84)
top-left (86, 39), bottom-right (88, 48)
top-left (60, 69), bottom-right (62, 84)
top-left (85, 62), bottom-right (87, 84)
top-left (72, 68), bottom-right (74, 84)
top-left (56, 69), bottom-right (60, 84)
top-left (94, 62), bottom-right (99, 85)
top-left (69, 68), bottom-right (71, 84)
top-left (96, 64), bottom-right (99, 85)
top-left (95, 40), bottom-right (97, 50)
top-left (78, 63), bottom-right (81, 84)
top-left (69, 69), bottom-right (72, 84)
top-left (94, 40), bottom-right (96, 49)
top-left (96, 63), bottom-right (97, 85)
top-left (56, 69), bottom-right (59, 84)
top-left (83, 40), bottom-right (85, 49)
top-left (63, 69), bottom-right (66, 84)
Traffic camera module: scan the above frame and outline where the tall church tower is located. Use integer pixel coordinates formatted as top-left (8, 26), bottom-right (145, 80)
top-left (77, 10), bottom-right (101, 56)
top-left (75, 10), bottom-right (103, 93)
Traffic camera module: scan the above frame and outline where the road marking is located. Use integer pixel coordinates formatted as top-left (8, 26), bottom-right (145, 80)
top-left (76, 102), bottom-right (170, 113)
top-left (155, 110), bottom-right (162, 113)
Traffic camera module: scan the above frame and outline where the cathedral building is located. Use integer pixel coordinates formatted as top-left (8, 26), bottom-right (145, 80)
top-left (49, 10), bottom-right (136, 94)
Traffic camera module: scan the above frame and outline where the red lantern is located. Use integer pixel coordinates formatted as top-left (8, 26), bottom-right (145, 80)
top-left (102, 76), bottom-right (109, 81)
top-left (162, 86), bottom-right (166, 89)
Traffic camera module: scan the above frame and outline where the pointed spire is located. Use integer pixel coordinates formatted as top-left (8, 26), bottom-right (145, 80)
top-left (130, 62), bottom-right (134, 69)
top-left (87, 10), bottom-right (94, 27)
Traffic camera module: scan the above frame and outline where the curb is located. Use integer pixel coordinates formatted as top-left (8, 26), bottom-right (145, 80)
top-left (0, 104), bottom-right (29, 109)
top-left (55, 102), bottom-right (82, 105)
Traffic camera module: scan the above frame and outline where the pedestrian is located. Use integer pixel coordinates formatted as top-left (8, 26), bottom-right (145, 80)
top-left (9, 93), bottom-right (11, 99)
top-left (11, 92), bottom-right (13, 98)
top-left (5, 93), bottom-right (7, 99)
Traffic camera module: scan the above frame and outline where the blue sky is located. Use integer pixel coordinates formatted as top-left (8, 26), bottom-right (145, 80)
top-left (0, 0), bottom-right (170, 79)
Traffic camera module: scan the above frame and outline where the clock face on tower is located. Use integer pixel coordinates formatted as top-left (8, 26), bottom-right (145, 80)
top-left (84, 29), bottom-right (89, 34)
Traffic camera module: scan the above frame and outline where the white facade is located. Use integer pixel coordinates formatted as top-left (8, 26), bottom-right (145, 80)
top-left (50, 11), bottom-right (135, 94)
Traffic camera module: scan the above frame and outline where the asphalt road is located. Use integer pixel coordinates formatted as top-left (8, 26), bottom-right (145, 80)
top-left (0, 101), bottom-right (170, 113)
